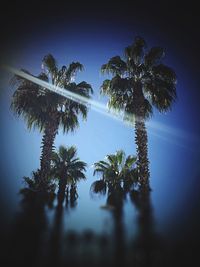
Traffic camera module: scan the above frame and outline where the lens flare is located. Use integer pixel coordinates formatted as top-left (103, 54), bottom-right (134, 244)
top-left (4, 65), bottom-right (134, 125)
top-left (3, 65), bottom-right (199, 150)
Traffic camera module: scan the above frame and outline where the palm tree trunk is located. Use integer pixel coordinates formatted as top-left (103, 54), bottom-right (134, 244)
top-left (135, 118), bottom-right (150, 189)
top-left (40, 112), bottom-right (59, 189)
top-left (134, 187), bottom-right (163, 266)
top-left (57, 176), bottom-right (67, 206)
top-left (69, 184), bottom-right (78, 208)
top-left (113, 207), bottom-right (125, 267)
top-left (48, 197), bottom-right (64, 266)
top-left (133, 81), bottom-right (150, 189)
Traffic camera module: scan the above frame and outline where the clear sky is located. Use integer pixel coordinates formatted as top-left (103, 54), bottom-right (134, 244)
top-left (0, 8), bottom-right (200, 235)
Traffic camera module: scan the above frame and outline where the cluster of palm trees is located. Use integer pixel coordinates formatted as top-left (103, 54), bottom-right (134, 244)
top-left (11, 54), bottom-right (93, 191)
top-left (11, 36), bottom-right (177, 198)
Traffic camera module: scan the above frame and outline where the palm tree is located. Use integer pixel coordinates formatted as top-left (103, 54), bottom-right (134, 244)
top-left (91, 150), bottom-right (138, 267)
top-left (11, 54), bottom-right (93, 189)
top-left (51, 145), bottom-right (87, 206)
top-left (101, 37), bottom-right (177, 189)
top-left (91, 150), bottom-right (138, 199)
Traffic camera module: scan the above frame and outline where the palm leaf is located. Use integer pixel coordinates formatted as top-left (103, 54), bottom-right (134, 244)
top-left (65, 62), bottom-right (84, 82)
top-left (124, 155), bottom-right (137, 167)
top-left (144, 47), bottom-right (165, 67)
top-left (42, 54), bottom-right (58, 77)
top-left (101, 56), bottom-right (127, 76)
top-left (125, 36), bottom-right (146, 65)
top-left (90, 180), bottom-right (107, 195)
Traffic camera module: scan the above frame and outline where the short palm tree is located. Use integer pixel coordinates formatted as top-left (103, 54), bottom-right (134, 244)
top-left (91, 150), bottom-right (138, 201)
top-left (101, 37), bottom-right (177, 188)
top-left (51, 145), bottom-right (87, 206)
top-left (91, 150), bottom-right (138, 266)
top-left (11, 54), bottom-right (93, 189)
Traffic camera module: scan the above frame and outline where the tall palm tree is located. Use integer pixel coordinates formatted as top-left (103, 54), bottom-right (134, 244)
top-left (101, 37), bottom-right (177, 188)
top-left (51, 145), bottom-right (87, 206)
top-left (11, 54), bottom-right (93, 189)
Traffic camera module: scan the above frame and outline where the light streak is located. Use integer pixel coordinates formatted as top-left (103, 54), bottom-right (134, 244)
top-left (3, 65), bottom-right (199, 149)
top-left (4, 65), bottom-right (134, 126)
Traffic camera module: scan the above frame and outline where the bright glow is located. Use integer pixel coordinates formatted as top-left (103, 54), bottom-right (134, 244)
top-left (4, 65), bottom-right (134, 126)
top-left (3, 65), bottom-right (198, 149)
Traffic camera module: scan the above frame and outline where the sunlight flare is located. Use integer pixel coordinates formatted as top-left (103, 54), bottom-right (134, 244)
top-left (3, 65), bottom-right (198, 149)
top-left (4, 65), bottom-right (135, 125)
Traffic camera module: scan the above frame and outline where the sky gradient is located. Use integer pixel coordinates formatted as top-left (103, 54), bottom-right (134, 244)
top-left (0, 1), bottom-right (200, 238)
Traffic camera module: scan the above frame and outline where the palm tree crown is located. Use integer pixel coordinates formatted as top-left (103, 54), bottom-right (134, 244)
top-left (51, 145), bottom-right (87, 184)
top-left (101, 36), bottom-right (177, 119)
top-left (91, 150), bottom-right (138, 196)
top-left (11, 54), bottom-right (93, 133)
top-left (51, 145), bottom-right (87, 206)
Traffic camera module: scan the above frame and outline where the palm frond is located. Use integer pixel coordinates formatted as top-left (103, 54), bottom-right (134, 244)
top-left (115, 150), bottom-right (125, 165)
top-left (124, 155), bottom-right (137, 167)
top-left (144, 47), bottom-right (165, 67)
top-left (101, 56), bottom-right (127, 76)
top-left (76, 81), bottom-right (93, 95)
top-left (100, 79), bottom-right (111, 94)
top-left (65, 62), bottom-right (84, 82)
top-left (90, 180), bottom-right (107, 195)
top-left (42, 54), bottom-right (58, 77)
top-left (50, 145), bottom-right (86, 186)
top-left (153, 64), bottom-right (177, 83)
top-left (106, 154), bottom-right (117, 165)
top-left (144, 72), bottom-right (177, 112)
top-left (125, 36), bottom-right (146, 65)
top-left (69, 159), bottom-right (87, 171)
top-left (93, 150), bottom-right (138, 185)
top-left (93, 161), bottom-right (110, 175)
top-left (60, 107), bottom-right (79, 133)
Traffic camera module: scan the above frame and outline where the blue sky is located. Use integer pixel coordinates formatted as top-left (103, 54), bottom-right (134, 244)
top-left (0, 20), bottom-right (200, 234)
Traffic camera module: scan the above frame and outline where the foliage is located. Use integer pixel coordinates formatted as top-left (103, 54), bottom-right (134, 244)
top-left (101, 36), bottom-right (177, 121)
top-left (11, 54), bottom-right (93, 134)
top-left (91, 150), bottom-right (138, 198)
top-left (50, 145), bottom-right (87, 185)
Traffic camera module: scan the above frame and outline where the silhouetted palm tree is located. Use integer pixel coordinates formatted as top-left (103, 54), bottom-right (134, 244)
top-left (91, 150), bottom-right (138, 197)
top-left (91, 150), bottom-right (138, 267)
top-left (101, 37), bottom-right (177, 188)
top-left (22, 169), bottom-right (56, 193)
top-left (11, 54), bottom-right (93, 189)
top-left (51, 145), bottom-right (87, 207)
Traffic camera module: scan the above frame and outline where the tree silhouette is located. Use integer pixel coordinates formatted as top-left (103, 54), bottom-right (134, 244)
top-left (101, 37), bottom-right (177, 188)
top-left (91, 150), bottom-right (138, 196)
top-left (91, 150), bottom-right (138, 267)
top-left (11, 54), bottom-right (93, 190)
top-left (51, 145), bottom-right (86, 207)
